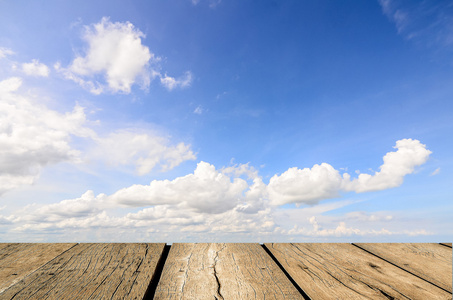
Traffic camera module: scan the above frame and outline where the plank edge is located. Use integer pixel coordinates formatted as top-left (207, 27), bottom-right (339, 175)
top-left (351, 243), bottom-right (451, 294)
top-left (261, 244), bottom-right (310, 299)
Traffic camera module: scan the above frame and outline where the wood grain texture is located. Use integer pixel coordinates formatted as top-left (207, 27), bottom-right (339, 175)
top-left (440, 243), bottom-right (452, 248)
top-left (354, 243), bottom-right (452, 292)
top-left (154, 243), bottom-right (303, 299)
top-left (0, 243), bottom-right (76, 293)
top-left (265, 243), bottom-right (452, 300)
top-left (0, 243), bottom-right (165, 300)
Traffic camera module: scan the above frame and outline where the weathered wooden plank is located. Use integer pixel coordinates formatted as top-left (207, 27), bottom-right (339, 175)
top-left (265, 243), bottom-right (452, 300)
top-left (0, 243), bottom-right (12, 251)
top-left (354, 243), bottom-right (452, 292)
top-left (440, 243), bottom-right (452, 248)
top-left (0, 243), bottom-right (165, 299)
top-left (0, 243), bottom-right (76, 293)
top-left (154, 243), bottom-right (303, 299)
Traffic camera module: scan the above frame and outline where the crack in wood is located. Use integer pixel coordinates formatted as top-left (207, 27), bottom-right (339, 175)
top-left (181, 252), bottom-right (193, 294)
top-left (212, 244), bottom-right (226, 300)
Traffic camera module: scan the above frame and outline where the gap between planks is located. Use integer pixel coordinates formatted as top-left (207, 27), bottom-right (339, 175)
top-left (1, 243), bottom-right (451, 300)
top-left (143, 244), bottom-right (171, 300)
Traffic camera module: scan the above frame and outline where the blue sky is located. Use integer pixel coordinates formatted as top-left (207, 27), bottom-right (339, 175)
top-left (0, 0), bottom-right (452, 242)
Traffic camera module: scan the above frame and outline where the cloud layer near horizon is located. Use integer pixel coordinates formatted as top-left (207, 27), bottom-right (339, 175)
top-left (3, 138), bottom-right (432, 239)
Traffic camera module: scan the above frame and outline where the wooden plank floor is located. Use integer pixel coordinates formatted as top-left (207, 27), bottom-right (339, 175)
top-left (154, 243), bottom-right (303, 299)
top-left (0, 243), bottom-right (450, 299)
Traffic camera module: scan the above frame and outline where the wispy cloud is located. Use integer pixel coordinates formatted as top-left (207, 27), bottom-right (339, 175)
top-left (0, 47), bottom-right (14, 59)
top-left (0, 77), bottom-right (93, 195)
top-left (430, 167), bottom-right (441, 176)
top-left (90, 129), bottom-right (196, 175)
top-left (190, 0), bottom-right (221, 8)
top-left (379, 0), bottom-right (453, 49)
top-left (0, 76), bottom-right (196, 195)
top-left (193, 105), bottom-right (203, 114)
top-left (160, 71), bottom-right (193, 91)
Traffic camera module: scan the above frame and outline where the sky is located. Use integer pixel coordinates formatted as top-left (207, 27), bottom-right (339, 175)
top-left (0, 0), bottom-right (452, 242)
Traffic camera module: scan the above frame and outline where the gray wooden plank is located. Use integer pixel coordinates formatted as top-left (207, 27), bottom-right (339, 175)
top-left (265, 243), bottom-right (452, 300)
top-left (354, 243), bottom-right (452, 292)
top-left (0, 243), bottom-right (76, 293)
top-left (0, 243), bottom-right (165, 299)
top-left (154, 243), bottom-right (304, 299)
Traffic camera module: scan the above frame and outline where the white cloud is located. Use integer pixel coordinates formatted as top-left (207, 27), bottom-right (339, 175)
top-left (8, 162), bottom-right (272, 237)
top-left (160, 71), bottom-right (192, 91)
top-left (379, 0), bottom-right (453, 48)
top-left (91, 129), bottom-right (196, 175)
top-left (0, 47), bottom-right (14, 59)
top-left (21, 59), bottom-right (50, 77)
top-left (430, 167), bottom-right (440, 176)
top-left (63, 17), bottom-right (156, 94)
top-left (194, 105), bottom-right (203, 115)
top-left (0, 76), bottom-right (195, 195)
top-left (267, 139), bottom-right (431, 204)
top-left (286, 216), bottom-right (427, 238)
top-left (6, 147), bottom-right (435, 240)
top-left (0, 77), bottom-right (93, 195)
top-left (57, 18), bottom-right (194, 94)
top-left (14, 190), bottom-right (108, 224)
top-left (110, 161), bottom-right (249, 213)
top-left (209, 0), bottom-right (222, 9)
top-left (344, 211), bottom-right (393, 222)
top-left (268, 163), bottom-right (343, 206)
top-left (342, 139), bottom-right (431, 193)
top-left (190, 0), bottom-right (221, 8)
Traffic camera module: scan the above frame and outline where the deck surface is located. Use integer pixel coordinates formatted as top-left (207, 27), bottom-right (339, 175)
top-left (0, 243), bottom-right (451, 299)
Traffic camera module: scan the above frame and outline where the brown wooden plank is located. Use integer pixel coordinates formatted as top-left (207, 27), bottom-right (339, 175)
top-left (0, 243), bottom-right (165, 299)
top-left (0, 243), bottom-right (76, 293)
top-left (154, 243), bottom-right (303, 299)
top-left (265, 243), bottom-right (452, 300)
top-left (354, 243), bottom-right (452, 292)
top-left (440, 243), bottom-right (452, 248)
top-left (0, 243), bottom-right (12, 251)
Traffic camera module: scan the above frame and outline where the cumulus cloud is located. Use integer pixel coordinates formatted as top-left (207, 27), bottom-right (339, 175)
top-left (8, 162), bottom-right (272, 237)
top-left (268, 163), bottom-right (343, 206)
top-left (160, 71), bottom-right (192, 91)
top-left (0, 77), bottom-right (93, 195)
top-left (91, 129), bottom-right (196, 175)
top-left (0, 76), bottom-right (196, 195)
top-left (58, 17), bottom-right (193, 94)
top-left (268, 139), bottom-right (431, 204)
top-left (110, 161), bottom-right (249, 213)
top-left (21, 59), bottom-right (50, 77)
top-left (7, 144), bottom-right (434, 240)
top-left (62, 17), bottom-right (155, 94)
top-left (342, 139), bottom-right (431, 193)
top-left (14, 191), bottom-right (108, 224)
